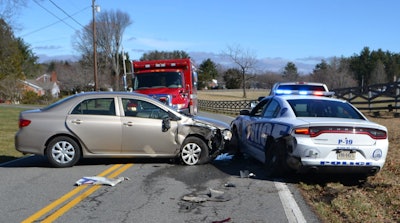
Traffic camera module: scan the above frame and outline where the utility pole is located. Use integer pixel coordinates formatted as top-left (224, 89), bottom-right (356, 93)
top-left (92, 0), bottom-right (98, 91)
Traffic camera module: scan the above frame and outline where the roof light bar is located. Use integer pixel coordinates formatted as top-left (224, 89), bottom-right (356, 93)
top-left (275, 90), bottom-right (335, 96)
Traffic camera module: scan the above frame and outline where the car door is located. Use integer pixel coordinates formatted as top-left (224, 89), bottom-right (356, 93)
top-left (245, 99), bottom-right (280, 161)
top-left (120, 98), bottom-right (179, 155)
top-left (66, 97), bottom-right (122, 153)
top-left (240, 98), bottom-right (270, 153)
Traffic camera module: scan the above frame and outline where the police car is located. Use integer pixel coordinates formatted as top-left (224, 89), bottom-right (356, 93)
top-left (230, 90), bottom-right (389, 178)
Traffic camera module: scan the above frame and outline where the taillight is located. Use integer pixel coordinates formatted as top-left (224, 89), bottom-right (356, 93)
top-left (19, 119), bottom-right (31, 128)
top-left (294, 126), bottom-right (387, 139)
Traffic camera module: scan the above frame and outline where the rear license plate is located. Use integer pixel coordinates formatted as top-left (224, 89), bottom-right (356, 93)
top-left (337, 150), bottom-right (356, 160)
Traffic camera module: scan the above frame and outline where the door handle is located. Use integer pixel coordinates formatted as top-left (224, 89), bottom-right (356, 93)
top-left (123, 121), bottom-right (134, 127)
top-left (71, 119), bottom-right (82, 124)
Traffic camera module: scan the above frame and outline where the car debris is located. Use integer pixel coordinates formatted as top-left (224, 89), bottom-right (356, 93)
top-left (181, 188), bottom-right (231, 203)
top-left (75, 176), bottom-right (130, 186)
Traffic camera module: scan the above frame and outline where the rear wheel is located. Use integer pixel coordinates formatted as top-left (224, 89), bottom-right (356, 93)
top-left (46, 136), bottom-right (81, 168)
top-left (264, 140), bottom-right (289, 177)
top-left (180, 137), bottom-right (209, 165)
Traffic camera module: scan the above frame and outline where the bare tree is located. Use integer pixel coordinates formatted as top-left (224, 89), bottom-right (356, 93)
top-left (223, 45), bottom-right (258, 98)
top-left (73, 10), bottom-right (132, 90)
top-left (311, 57), bottom-right (357, 89)
top-left (370, 60), bottom-right (387, 84)
top-left (0, 0), bottom-right (27, 23)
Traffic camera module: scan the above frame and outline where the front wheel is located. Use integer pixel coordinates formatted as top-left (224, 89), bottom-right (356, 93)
top-left (46, 136), bottom-right (81, 168)
top-left (180, 137), bottom-right (209, 165)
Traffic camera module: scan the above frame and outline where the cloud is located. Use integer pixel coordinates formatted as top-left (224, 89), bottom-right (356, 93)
top-left (34, 45), bottom-right (63, 50)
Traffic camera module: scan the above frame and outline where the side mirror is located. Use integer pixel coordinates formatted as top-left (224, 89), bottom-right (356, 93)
top-left (162, 117), bottom-right (171, 132)
top-left (239, 110), bottom-right (250, 115)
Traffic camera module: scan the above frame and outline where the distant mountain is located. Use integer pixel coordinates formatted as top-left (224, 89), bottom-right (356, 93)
top-left (37, 52), bottom-right (319, 74)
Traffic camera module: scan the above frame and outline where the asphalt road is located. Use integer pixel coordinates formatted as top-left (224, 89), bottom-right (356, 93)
top-left (0, 111), bottom-right (320, 223)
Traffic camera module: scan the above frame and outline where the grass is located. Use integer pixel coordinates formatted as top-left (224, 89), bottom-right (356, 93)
top-left (1, 90), bottom-right (399, 222)
top-left (0, 106), bottom-right (28, 162)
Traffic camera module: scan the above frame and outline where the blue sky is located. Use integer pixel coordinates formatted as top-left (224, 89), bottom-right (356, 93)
top-left (14, 0), bottom-right (400, 73)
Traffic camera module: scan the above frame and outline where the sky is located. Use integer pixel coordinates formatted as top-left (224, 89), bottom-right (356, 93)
top-left (13, 0), bottom-right (400, 73)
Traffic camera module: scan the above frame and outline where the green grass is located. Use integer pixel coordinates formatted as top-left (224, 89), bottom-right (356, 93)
top-left (0, 106), bottom-right (28, 163)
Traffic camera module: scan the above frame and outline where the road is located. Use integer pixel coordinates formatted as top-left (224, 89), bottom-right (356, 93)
top-left (0, 111), bottom-right (320, 223)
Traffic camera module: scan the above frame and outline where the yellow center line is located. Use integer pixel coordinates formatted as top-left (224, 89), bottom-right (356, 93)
top-left (21, 163), bottom-right (132, 223)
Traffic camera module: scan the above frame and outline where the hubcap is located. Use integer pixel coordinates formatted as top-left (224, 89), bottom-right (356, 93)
top-left (52, 141), bottom-right (75, 164)
top-left (181, 143), bottom-right (201, 165)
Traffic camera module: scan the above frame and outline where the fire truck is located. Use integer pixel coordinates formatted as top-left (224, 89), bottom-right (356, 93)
top-left (132, 58), bottom-right (198, 115)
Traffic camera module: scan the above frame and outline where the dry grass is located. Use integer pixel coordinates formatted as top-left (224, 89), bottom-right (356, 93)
top-left (198, 89), bottom-right (269, 101)
top-left (198, 89), bottom-right (400, 223)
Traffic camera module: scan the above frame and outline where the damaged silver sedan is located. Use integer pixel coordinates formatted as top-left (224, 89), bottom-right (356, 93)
top-left (15, 92), bottom-right (231, 167)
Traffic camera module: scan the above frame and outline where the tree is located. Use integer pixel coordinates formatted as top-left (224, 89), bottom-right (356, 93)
top-left (370, 60), bottom-right (387, 84)
top-left (73, 9), bottom-right (132, 91)
top-left (139, 50), bottom-right (190, 61)
top-left (282, 62), bottom-right (299, 81)
top-left (0, 0), bottom-right (27, 23)
top-left (0, 18), bottom-right (24, 101)
top-left (197, 58), bottom-right (219, 89)
top-left (223, 68), bottom-right (242, 89)
top-left (223, 45), bottom-right (257, 98)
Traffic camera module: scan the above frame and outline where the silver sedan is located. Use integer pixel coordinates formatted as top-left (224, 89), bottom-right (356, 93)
top-left (15, 92), bottom-right (231, 167)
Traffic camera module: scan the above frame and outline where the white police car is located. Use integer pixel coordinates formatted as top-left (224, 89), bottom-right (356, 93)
top-left (230, 90), bottom-right (389, 178)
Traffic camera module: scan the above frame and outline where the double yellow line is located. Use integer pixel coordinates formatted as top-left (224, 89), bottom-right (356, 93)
top-left (22, 163), bottom-right (133, 223)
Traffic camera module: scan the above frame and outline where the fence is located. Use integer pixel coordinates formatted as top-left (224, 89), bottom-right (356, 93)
top-left (198, 82), bottom-right (400, 117)
top-left (198, 100), bottom-right (257, 116)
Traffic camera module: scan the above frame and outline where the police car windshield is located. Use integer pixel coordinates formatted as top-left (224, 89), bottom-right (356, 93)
top-left (287, 99), bottom-right (365, 119)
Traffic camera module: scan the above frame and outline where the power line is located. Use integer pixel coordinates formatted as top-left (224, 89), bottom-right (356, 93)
top-left (48, 0), bottom-right (87, 29)
top-left (32, 0), bottom-right (78, 31)
top-left (21, 6), bottom-right (90, 37)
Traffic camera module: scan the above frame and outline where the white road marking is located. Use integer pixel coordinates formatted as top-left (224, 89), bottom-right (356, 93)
top-left (275, 181), bottom-right (307, 223)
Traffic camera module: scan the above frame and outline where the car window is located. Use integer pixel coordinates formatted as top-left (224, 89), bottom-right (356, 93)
top-left (71, 98), bottom-right (115, 116)
top-left (262, 99), bottom-right (280, 118)
top-left (277, 85), bottom-right (326, 91)
top-left (287, 99), bottom-right (364, 119)
top-left (250, 98), bottom-right (270, 116)
top-left (122, 98), bottom-right (169, 119)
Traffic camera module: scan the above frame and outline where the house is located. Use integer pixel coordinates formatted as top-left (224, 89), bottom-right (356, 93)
top-left (21, 71), bottom-right (60, 98)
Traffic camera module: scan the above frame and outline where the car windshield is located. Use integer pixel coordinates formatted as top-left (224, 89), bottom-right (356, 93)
top-left (133, 72), bottom-right (182, 89)
top-left (287, 99), bottom-right (365, 119)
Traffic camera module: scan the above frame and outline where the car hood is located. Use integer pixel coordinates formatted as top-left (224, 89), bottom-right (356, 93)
top-left (190, 115), bottom-right (230, 130)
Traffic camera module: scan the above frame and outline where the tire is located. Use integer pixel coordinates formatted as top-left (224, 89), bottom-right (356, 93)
top-left (227, 127), bottom-right (243, 158)
top-left (46, 136), bottom-right (81, 168)
top-left (180, 136), bottom-right (209, 165)
top-left (264, 140), bottom-right (289, 177)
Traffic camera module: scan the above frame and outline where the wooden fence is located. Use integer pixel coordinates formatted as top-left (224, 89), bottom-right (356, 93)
top-left (198, 82), bottom-right (400, 117)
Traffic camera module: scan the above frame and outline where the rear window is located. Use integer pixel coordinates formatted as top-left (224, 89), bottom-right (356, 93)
top-left (277, 85), bottom-right (326, 91)
top-left (287, 99), bottom-right (365, 119)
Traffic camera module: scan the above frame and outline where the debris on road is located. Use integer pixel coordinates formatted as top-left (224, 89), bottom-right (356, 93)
top-left (182, 188), bottom-right (231, 203)
top-left (75, 176), bottom-right (129, 186)
top-left (239, 170), bottom-right (256, 178)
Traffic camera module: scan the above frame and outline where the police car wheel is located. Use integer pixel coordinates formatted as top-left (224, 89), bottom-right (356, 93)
top-left (264, 141), bottom-right (287, 177)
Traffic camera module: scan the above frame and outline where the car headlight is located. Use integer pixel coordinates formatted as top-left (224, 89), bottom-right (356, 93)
top-left (222, 129), bottom-right (232, 141)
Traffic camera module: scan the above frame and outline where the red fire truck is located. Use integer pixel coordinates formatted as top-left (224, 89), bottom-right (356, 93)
top-left (132, 58), bottom-right (198, 115)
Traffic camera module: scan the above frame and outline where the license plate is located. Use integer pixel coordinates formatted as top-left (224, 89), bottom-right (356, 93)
top-left (337, 150), bottom-right (356, 160)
